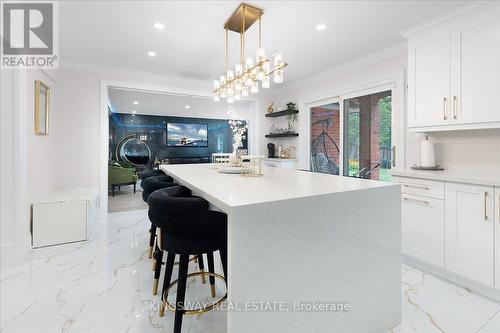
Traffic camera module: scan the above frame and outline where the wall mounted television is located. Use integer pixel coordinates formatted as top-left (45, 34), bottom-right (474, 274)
top-left (167, 122), bottom-right (208, 147)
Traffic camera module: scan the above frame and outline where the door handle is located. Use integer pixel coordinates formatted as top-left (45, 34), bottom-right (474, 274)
top-left (484, 192), bottom-right (488, 221)
top-left (443, 97), bottom-right (448, 120)
top-left (391, 146), bottom-right (396, 167)
top-left (453, 96), bottom-right (457, 119)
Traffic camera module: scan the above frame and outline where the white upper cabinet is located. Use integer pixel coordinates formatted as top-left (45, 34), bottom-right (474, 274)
top-left (445, 182), bottom-right (494, 286)
top-left (408, 28), bottom-right (451, 128)
top-left (406, 4), bottom-right (500, 131)
top-left (451, 9), bottom-right (500, 125)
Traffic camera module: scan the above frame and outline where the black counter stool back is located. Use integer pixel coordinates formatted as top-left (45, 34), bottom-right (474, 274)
top-left (141, 175), bottom-right (176, 260)
top-left (138, 169), bottom-right (165, 187)
top-left (148, 186), bottom-right (227, 333)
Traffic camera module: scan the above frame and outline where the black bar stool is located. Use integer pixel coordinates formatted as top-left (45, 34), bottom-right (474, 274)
top-left (148, 186), bottom-right (227, 333)
top-left (141, 175), bottom-right (176, 261)
top-left (138, 168), bottom-right (165, 185)
top-left (144, 182), bottom-right (206, 295)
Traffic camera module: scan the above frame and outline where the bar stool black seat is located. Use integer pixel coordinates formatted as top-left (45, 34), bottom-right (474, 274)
top-left (139, 169), bottom-right (165, 187)
top-left (141, 175), bottom-right (176, 259)
top-left (148, 186), bottom-right (227, 333)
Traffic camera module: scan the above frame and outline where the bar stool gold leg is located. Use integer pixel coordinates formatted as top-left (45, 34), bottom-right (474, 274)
top-left (152, 257), bottom-right (156, 271)
top-left (148, 246), bottom-right (153, 259)
top-left (211, 285), bottom-right (216, 298)
top-left (159, 299), bottom-right (165, 317)
top-left (201, 271), bottom-right (206, 284)
top-left (153, 278), bottom-right (159, 295)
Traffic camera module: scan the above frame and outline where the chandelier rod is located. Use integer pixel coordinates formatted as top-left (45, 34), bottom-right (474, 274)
top-left (225, 27), bottom-right (228, 72)
top-left (240, 5), bottom-right (245, 65)
top-left (258, 17), bottom-right (262, 48)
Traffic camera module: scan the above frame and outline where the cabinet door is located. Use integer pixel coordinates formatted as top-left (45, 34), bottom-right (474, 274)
top-left (445, 183), bottom-right (494, 286)
top-left (451, 7), bottom-right (500, 124)
top-left (495, 188), bottom-right (500, 289)
top-left (408, 28), bottom-right (451, 128)
top-left (401, 194), bottom-right (444, 267)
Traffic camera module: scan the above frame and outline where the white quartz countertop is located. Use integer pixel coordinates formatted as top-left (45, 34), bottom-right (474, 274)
top-left (160, 164), bottom-right (397, 209)
top-left (392, 169), bottom-right (500, 187)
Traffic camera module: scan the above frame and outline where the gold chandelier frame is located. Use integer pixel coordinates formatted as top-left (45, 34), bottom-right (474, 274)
top-left (213, 3), bottom-right (288, 96)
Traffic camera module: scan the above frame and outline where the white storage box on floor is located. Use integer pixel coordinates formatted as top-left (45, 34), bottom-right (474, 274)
top-left (31, 188), bottom-right (98, 248)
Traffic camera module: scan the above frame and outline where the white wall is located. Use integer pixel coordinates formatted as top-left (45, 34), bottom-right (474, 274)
top-left (1, 70), bottom-right (29, 267)
top-left (27, 70), bottom-right (58, 201)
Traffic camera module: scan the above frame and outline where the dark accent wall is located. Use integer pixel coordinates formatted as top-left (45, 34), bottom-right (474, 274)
top-left (109, 112), bottom-right (248, 160)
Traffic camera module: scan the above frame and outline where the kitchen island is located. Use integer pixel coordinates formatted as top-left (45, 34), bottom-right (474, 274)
top-left (160, 164), bottom-right (401, 332)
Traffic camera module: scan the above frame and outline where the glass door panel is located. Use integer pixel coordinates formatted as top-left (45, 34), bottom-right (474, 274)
top-left (343, 91), bottom-right (392, 181)
top-left (310, 102), bottom-right (341, 175)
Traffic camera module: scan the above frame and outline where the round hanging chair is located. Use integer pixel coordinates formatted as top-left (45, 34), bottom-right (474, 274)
top-left (115, 134), bottom-right (152, 167)
top-left (311, 118), bottom-right (340, 175)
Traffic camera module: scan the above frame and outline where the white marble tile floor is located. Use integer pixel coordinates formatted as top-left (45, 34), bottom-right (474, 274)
top-left (1, 210), bottom-right (499, 333)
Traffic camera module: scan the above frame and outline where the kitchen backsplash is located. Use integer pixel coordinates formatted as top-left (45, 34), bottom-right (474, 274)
top-left (406, 129), bottom-right (500, 174)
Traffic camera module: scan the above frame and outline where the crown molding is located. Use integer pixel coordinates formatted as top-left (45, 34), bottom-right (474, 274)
top-left (400, 1), bottom-right (498, 38)
top-left (263, 42), bottom-right (407, 97)
top-left (59, 60), bottom-right (211, 90)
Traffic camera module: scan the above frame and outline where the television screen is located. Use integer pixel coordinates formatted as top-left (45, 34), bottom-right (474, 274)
top-left (167, 122), bottom-right (208, 147)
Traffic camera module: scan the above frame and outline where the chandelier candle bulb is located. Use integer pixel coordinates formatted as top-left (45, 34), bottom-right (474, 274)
top-left (235, 64), bottom-right (243, 76)
top-left (241, 87), bottom-right (249, 97)
top-left (256, 47), bottom-right (266, 62)
top-left (250, 81), bottom-right (259, 93)
top-left (262, 76), bottom-right (270, 89)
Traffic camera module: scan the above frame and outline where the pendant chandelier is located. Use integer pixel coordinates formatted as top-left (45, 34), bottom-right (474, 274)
top-left (213, 3), bottom-right (287, 103)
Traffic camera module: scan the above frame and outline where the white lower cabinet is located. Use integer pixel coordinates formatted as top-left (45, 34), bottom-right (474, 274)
top-left (495, 187), bottom-right (500, 288)
top-left (401, 194), bottom-right (444, 267)
top-left (444, 183), bottom-right (495, 286)
top-left (397, 176), bottom-right (498, 289)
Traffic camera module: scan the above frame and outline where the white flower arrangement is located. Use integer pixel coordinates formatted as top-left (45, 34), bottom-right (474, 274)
top-left (228, 118), bottom-right (248, 165)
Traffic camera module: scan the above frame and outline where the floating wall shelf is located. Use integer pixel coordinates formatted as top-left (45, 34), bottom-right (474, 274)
top-left (265, 110), bottom-right (299, 118)
top-left (265, 133), bottom-right (299, 138)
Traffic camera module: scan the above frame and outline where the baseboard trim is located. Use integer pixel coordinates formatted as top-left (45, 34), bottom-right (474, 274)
top-left (403, 255), bottom-right (500, 303)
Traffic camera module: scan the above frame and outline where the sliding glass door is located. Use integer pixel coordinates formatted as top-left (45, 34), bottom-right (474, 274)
top-left (343, 91), bottom-right (392, 181)
top-left (309, 88), bottom-right (395, 181)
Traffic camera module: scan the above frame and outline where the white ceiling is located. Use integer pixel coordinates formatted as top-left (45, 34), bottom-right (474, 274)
top-left (61, 1), bottom-right (468, 84)
top-left (108, 86), bottom-right (254, 119)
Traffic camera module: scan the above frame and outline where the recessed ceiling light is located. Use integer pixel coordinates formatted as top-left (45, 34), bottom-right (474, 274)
top-left (153, 22), bottom-right (165, 30)
top-left (133, 101), bottom-right (139, 105)
top-left (147, 51), bottom-right (156, 57)
top-left (316, 23), bottom-right (326, 31)
top-left (185, 105), bottom-right (190, 109)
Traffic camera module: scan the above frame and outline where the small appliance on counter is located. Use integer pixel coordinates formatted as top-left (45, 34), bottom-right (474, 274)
top-left (267, 143), bottom-right (276, 158)
top-left (411, 135), bottom-right (444, 171)
top-left (277, 144), bottom-right (283, 158)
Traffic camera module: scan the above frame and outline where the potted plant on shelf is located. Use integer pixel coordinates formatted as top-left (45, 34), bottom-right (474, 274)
top-left (285, 102), bottom-right (298, 133)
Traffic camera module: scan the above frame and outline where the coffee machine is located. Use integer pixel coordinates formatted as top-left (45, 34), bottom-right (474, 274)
top-left (267, 143), bottom-right (276, 158)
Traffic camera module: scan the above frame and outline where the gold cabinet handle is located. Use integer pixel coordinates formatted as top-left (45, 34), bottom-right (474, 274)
top-left (484, 192), bottom-right (488, 221)
top-left (453, 96), bottom-right (457, 119)
top-left (402, 196), bottom-right (430, 206)
top-left (402, 183), bottom-right (430, 190)
top-left (443, 97), bottom-right (448, 120)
